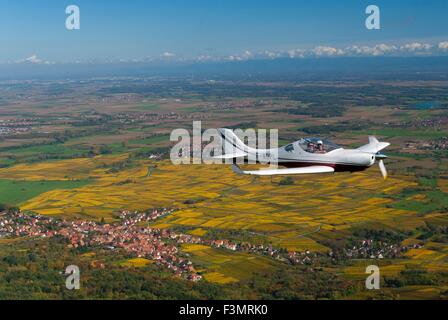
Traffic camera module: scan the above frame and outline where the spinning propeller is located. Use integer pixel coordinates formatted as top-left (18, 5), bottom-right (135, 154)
top-left (358, 136), bottom-right (391, 179)
top-left (375, 152), bottom-right (388, 179)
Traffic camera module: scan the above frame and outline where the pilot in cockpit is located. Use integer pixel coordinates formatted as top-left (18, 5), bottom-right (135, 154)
top-left (306, 139), bottom-right (326, 153)
top-left (316, 140), bottom-right (325, 153)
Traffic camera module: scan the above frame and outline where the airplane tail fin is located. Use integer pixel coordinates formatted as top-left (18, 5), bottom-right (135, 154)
top-left (218, 128), bottom-right (251, 154)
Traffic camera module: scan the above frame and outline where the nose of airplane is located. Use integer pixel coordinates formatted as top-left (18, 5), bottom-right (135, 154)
top-left (363, 153), bottom-right (375, 166)
top-left (368, 154), bottom-right (375, 166)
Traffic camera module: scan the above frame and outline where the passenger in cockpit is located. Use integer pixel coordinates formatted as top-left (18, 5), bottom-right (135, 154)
top-left (307, 142), bottom-right (315, 153)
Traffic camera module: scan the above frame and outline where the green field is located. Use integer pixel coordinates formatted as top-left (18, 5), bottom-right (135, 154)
top-left (129, 134), bottom-right (170, 146)
top-left (0, 179), bottom-right (91, 206)
top-left (136, 104), bottom-right (161, 111)
top-left (6, 144), bottom-right (85, 156)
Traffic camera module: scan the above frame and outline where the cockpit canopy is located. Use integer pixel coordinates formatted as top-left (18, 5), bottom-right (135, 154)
top-left (297, 138), bottom-right (341, 154)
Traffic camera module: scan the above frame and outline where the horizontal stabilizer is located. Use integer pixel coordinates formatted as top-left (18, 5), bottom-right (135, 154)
top-left (357, 136), bottom-right (390, 154)
top-left (231, 164), bottom-right (334, 176)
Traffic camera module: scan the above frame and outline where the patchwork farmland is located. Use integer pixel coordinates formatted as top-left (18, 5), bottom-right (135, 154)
top-left (1, 77), bottom-right (448, 299)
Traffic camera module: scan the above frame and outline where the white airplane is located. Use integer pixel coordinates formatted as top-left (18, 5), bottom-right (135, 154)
top-left (216, 128), bottom-right (390, 178)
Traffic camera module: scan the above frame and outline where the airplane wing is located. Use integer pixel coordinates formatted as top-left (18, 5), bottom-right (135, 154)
top-left (214, 151), bottom-right (247, 159)
top-left (232, 164), bottom-right (334, 176)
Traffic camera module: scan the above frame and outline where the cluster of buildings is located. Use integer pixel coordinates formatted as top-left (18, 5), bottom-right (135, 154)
top-left (177, 234), bottom-right (419, 266)
top-left (164, 231), bottom-right (317, 265)
top-left (59, 220), bottom-right (203, 281)
top-left (0, 208), bottom-right (203, 281)
top-left (405, 137), bottom-right (448, 152)
top-left (286, 250), bottom-right (319, 265)
top-left (0, 210), bottom-right (57, 238)
top-left (112, 112), bottom-right (209, 125)
top-left (427, 137), bottom-right (448, 151)
top-left (118, 208), bottom-right (175, 225)
top-left (205, 100), bottom-right (267, 111)
top-left (331, 239), bottom-right (422, 260)
top-left (1, 208), bottom-right (420, 282)
top-left (403, 116), bottom-right (448, 130)
top-left (0, 119), bottom-right (34, 136)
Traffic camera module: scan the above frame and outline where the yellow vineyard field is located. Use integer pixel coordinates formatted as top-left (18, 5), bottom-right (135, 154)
top-left (3, 159), bottom-right (417, 252)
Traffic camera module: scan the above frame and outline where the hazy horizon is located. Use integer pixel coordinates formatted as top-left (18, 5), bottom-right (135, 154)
top-left (1, 56), bottom-right (448, 81)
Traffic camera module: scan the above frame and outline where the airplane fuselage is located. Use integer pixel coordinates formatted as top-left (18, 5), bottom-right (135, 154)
top-left (241, 142), bottom-right (375, 173)
top-left (277, 147), bottom-right (375, 172)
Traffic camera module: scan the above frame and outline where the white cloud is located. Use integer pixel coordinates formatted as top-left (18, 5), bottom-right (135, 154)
top-left (346, 45), bottom-right (374, 55)
top-left (226, 55), bottom-right (243, 61)
top-left (16, 54), bottom-right (52, 65)
top-left (161, 52), bottom-right (176, 58)
top-left (438, 41), bottom-right (448, 51)
top-left (224, 50), bottom-right (256, 62)
top-left (241, 50), bottom-right (254, 59)
top-left (311, 46), bottom-right (344, 57)
top-left (10, 40), bottom-right (448, 66)
top-left (287, 49), bottom-right (306, 58)
top-left (260, 50), bottom-right (280, 59)
top-left (212, 41), bottom-right (448, 62)
top-left (25, 55), bottom-right (42, 63)
top-left (345, 44), bottom-right (397, 56)
top-left (400, 42), bottom-right (432, 52)
top-left (196, 54), bottom-right (215, 61)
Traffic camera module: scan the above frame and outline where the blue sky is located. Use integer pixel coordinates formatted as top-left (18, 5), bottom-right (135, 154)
top-left (0, 0), bottom-right (447, 63)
